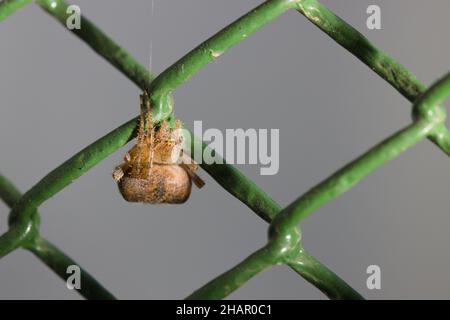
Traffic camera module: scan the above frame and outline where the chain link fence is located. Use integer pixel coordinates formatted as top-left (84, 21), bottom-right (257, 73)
top-left (1, 0), bottom-right (449, 299)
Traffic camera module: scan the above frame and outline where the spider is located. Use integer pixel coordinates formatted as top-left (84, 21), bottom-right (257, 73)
top-left (113, 92), bottom-right (204, 204)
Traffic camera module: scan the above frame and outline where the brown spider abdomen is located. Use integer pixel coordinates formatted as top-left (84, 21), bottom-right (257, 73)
top-left (117, 164), bottom-right (192, 204)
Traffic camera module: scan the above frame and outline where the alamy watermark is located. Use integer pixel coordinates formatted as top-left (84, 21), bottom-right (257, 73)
top-left (66, 265), bottom-right (81, 290)
top-left (366, 4), bottom-right (381, 30)
top-left (61, 3), bottom-right (383, 32)
top-left (366, 264), bottom-right (381, 290)
top-left (66, 5), bottom-right (81, 30)
top-left (181, 121), bottom-right (280, 176)
top-left (47, 1), bottom-right (81, 30)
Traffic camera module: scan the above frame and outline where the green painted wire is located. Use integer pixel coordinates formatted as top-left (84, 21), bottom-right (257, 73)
top-left (294, 0), bottom-right (450, 155)
top-left (0, 223), bottom-right (35, 258)
top-left (4, 0), bottom-right (448, 300)
top-left (0, 0), bottom-right (379, 300)
top-left (0, 174), bottom-right (115, 299)
top-left (0, 0), bottom-right (32, 22)
top-left (7, 117), bottom-right (138, 227)
top-left (270, 119), bottom-right (435, 238)
top-left (29, 0), bottom-right (288, 225)
top-left (186, 131), bottom-right (363, 300)
top-left (36, 0), bottom-right (154, 90)
top-left (187, 245), bottom-right (277, 300)
top-left (287, 248), bottom-right (364, 300)
top-left (147, 0), bottom-right (297, 98)
top-left (36, 0), bottom-right (298, 116)
top-left (295, 0), bottom-right (424, 101)
top-left (28, 0), bottom-right (361, 299)
top-left (186, 119), bottom-right (433, 300)
top-left (189, 70), bottom-right (450, 299)
top-left (187, 242), bottom-right (364, 300)
top-left (0, 174), bottom-right (37, 258)
top-left (28, 237), bottom-right (116, 300)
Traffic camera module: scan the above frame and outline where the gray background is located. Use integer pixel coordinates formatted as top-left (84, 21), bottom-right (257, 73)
top-left (1, 0), bottom-right (450, 299)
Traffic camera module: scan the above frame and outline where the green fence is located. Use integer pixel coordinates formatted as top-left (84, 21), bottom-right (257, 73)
top-left (1, 0), bottom-right (449, 300)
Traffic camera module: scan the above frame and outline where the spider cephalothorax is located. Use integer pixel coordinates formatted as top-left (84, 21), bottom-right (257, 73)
top-left (113, 92), bottom-right (204, 204)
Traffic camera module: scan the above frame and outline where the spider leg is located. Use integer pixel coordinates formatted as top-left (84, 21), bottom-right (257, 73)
top-left (180, 153), bottom-right (205, 188)
top-left (144, 92), bottom-right (155, 179)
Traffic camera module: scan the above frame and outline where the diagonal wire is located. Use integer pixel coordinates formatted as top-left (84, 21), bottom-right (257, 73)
top-left (0, 174), bottom-right (115, 299)
top-left (0, 0), bottom-right (32, 21)
top-left (2, 0), bottom-right (447, 300)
